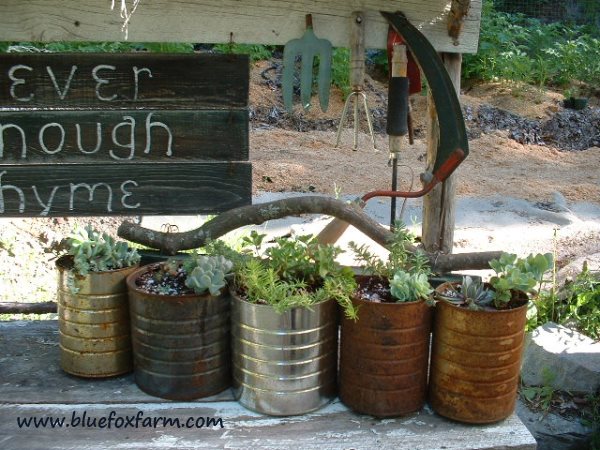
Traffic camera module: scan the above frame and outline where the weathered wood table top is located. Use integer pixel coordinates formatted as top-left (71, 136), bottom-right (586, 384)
top-left (0, 321), bottom-right (537, 450)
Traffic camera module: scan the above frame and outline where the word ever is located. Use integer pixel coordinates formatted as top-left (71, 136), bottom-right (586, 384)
top-left (8, 64), bottom-right (153, 102)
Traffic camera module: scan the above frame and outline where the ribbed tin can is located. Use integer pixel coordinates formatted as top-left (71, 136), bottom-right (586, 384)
top-left (231, 292), bottom-right (338, 416)
top-left (429, 294), bottom-right (528, 423)
top-left (339, 277), bottom-right (432, 417)
top-left (127, 264), bottom-right (231, 400)
top-left (57, 255), bottom-right (136, 378)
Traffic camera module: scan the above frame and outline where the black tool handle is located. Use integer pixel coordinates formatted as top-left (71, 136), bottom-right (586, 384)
top-left (387, 77), bottom-right (409, 136)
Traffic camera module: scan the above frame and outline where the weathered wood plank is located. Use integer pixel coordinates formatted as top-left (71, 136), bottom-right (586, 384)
top-left (0, 110), bottom-right (248, 164)
top-left (0, 402), bottom-right (538, 450)
top-left (0, 53), bottom-right (249, 109)
top-left (0, 1), bottom-right (482, 54)
top-left (0, 163), bottom-right (251, 217)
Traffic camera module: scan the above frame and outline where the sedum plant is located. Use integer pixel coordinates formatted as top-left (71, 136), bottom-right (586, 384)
top-left (232, 232), bottom-right (359, 319)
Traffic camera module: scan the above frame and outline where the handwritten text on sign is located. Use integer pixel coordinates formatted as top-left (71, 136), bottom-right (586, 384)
top-left (0, 53), bottom-right (250, 217)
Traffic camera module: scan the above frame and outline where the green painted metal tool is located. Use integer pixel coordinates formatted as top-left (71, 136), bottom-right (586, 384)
top-left (282, 14), bottom-right (332, 113)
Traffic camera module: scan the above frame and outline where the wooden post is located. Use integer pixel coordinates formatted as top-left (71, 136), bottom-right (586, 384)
top-left (422, 52), bottom-right (462, 254)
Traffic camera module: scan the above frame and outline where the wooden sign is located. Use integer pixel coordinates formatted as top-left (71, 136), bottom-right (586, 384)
top-left (0, 53), bottom-right (251, 217)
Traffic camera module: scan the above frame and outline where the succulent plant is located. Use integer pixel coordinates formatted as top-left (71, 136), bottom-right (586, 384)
top-left (64, 224), bottom-right (140, 293)
top-left (184, 255), bottom-right (233, 296)
top-left (390, 270), bottom-right (433, 303)
top-left (66, 225), bottom-right (140, 277)
top-left (460, 276), bottom-right (495, 310)
top-left (489, 252), bottom-right (553, 308)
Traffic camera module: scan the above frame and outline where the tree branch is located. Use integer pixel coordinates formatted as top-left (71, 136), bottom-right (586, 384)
top-left (0, 302), bottom-right (57, 314)
top-left (119, 196), bottom-right (393, 252)
top-left (118, 195), bottom-right (502, 272)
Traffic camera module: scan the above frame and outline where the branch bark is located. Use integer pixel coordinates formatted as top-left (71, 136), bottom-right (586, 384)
top-left (118, 195), bottom-right (502, 272)
top-left (0, 302), bottom-right (57, 314)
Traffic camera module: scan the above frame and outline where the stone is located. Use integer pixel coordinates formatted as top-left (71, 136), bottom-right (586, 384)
top-left (516, 399), bottom-right (593, 450)
top-left (521, 322), bottom-right (600, 393)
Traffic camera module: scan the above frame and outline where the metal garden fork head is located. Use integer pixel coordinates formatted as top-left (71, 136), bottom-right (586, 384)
top-left (282, 14), bottom-right (332, 113)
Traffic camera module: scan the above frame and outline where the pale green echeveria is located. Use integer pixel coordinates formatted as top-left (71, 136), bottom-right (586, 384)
top-left (390, 270), bottom-right (433, 302)
top-left (184, 255), bottom-right (233, 295)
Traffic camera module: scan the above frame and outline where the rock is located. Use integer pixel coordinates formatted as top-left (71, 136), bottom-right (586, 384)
top-left (521, 322), bottom-right (600, 393)
top-left (516, 399), bottom-right (593, 450)
top-left (557, 252), bottom-right (600, 285)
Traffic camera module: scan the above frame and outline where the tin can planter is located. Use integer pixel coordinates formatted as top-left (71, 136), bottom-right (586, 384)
top-left (231, 291), bottom-right (338, 416)
top-left (126, 264), bottom-right (231, 400)
top-left (429, 285), bottom-right (528, 424)
top-left (57, 255), bottom-right (137, 378)
top-left (339, 276), bottom-right (432, 417)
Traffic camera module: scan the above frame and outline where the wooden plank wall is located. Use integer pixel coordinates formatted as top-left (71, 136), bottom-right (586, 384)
top-left (0, 1), bottom-right (482, 54)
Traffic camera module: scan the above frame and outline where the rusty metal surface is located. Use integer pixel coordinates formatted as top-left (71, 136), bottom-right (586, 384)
top-left (56, 256), bottom-right (136, 378)
top-left (339, 277), bottom-right (432, 417)
top-left (127, 264), bottom-right (231, 400)
top-left (429, 298), bottom-right (528, 424)
top-left (231, 292), bottom-right (338, 416)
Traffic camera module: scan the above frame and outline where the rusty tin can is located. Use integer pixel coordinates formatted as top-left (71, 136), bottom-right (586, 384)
top-left (57, 255), bottom-right (136, 378)
top-left (126, 264), bottom-right (231, 400)
top-left (339, 277), bottom-right (433, 417)
top-left (231, 291), bottom-right (338, 416)
top-left (428, 292), bottom-right (528, 423)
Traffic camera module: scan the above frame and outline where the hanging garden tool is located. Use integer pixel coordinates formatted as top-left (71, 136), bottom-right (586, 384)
top-left (282, 14), bottom-right (332, 113)
top-left (317, 11), bottom-right (469, 245)
top-left (387, 42), bottom-right (409, 230)
top-left (362, 11), bottom-right (469, 200)
top-left (335, 11), bottom-right (377, 151)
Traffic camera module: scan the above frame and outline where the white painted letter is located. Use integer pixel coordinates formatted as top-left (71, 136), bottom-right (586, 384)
top-left (133, 66), bottom-right (153, 101)
top-left (110, 116), bottom-right (135, 160)
top-left (75, 123), bottom-right (102, 154)
top-left (144, 112), bottom-right (173, 156)
top-left (0, 123), bottom-right (27, 159)
top-left (92, 65), bottom-right (117, 101)
top-left (32, 185), bottom-right (59, 216)
top-left (0, 170), bottom-right (25, 213)
top-left (8, 65), bottom-right (34, 102)
top-left (121, 180), bottom-right (140, 209)
top-left (69, 182), bottom-right (113, 212)
top-left (39, 123), bottom-right (65, 155)
top-left (46, 65), bottom-right (77, 100)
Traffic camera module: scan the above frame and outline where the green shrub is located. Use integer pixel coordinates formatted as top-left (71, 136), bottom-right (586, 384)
top-left (331, 47), bottom-right (351, 99)
top-left (464, 0), bottom-right (600, 89)
top-left (530, 263), bottom-right (600, 339)
top-left (212, 43), bottom-right (274, 61)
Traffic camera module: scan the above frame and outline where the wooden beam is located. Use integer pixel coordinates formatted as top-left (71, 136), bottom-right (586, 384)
top-left (0, 301), bottom-right (57, 314)
top-left (0, 1), bottom-right (482, 54)
top-left (422, 52), bottom-right (462, 254)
